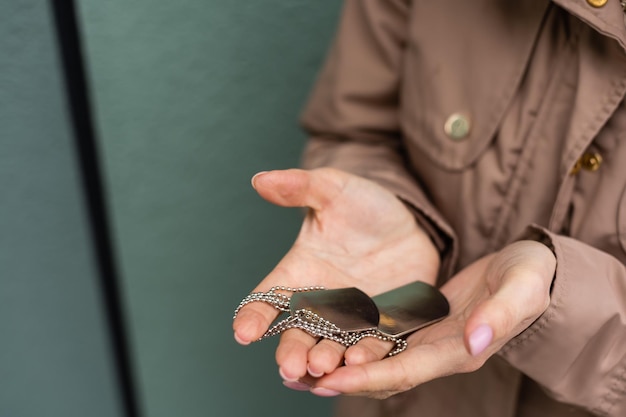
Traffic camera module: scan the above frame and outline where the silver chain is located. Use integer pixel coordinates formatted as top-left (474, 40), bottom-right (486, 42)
top-left (233, 286), bottom-right (325, 316)
top-left (622, 0), bottom-right (626, 11)
top-left (234, 286), bottom-right (408, 356)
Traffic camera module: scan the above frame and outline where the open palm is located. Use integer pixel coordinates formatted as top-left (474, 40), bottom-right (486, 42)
top-left (233, 168), bottom-right (441, 379)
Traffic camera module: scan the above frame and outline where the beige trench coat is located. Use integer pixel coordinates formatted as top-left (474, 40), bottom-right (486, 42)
top-left (300, 0), bottom-right (626, 416)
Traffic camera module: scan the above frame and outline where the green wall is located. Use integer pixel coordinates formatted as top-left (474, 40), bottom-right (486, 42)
top-left (0, 2), bottom-right (124, 416)
top-left (76, 1), bottom-right (341, 416)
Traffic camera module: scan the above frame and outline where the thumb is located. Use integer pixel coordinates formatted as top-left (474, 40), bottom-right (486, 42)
top-left (251, 168), bottom-right (344, 211)
top-left (463, 248), bottom-right (554, 356)
top-left (464, 266), bottom-right (550, 356)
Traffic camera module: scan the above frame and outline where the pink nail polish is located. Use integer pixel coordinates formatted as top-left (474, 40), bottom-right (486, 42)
top-left (311, 387), bottom-right (341, 397)
top-left (283, 380), bottom-right (311, 391)
top-left (469, 324), bottom-right (493, 356)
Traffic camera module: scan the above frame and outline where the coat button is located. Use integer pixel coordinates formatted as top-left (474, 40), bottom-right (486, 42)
top-left (570, 152), bottom-right (603, 175)
top-left (581, 152), bottom-right (603, 171)
top-left (444, 113), bottom-right (471, 141)
top-left (586, 0), bottom-right (608, 7)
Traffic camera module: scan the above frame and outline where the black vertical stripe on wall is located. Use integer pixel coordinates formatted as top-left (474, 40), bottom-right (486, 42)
top-left (48, 2), bottom-right (141, 417)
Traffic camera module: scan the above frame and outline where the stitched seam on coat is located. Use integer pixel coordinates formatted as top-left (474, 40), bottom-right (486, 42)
top-left (595, 361), bottom-right (626, 416)
top-left (560, 46), bottom-right (626, 174)
top-left (561, 1), bottom-right (626, 51)
top-left (562, 76), bottom-right (626, 175)
top-left (551, 65), bottom-right (626, 231)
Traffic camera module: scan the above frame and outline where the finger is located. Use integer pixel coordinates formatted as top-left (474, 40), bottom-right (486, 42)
top-left (307, 339), bottom-right (347, 377)
top-left (251, 168), bottom-right (344, 211)
top-left (312, 338), bottom-right (469, 397)
top-left (344, 337), bottom-right (395, 366)
top-left (464, 267), bottom-right (552, 356)
top-left (232, 302), bottom-right (280, 345)
top-left (233, 265), bottom-right (304, 345)
top-left (276, 329), bottom-right (318, 382)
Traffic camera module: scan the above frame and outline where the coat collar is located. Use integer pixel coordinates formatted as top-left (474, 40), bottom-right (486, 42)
top-left (553, 0), bottom-right (626, 52)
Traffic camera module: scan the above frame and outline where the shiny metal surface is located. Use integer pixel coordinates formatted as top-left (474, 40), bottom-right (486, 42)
top-left (373, 281), bottom-right (450, 337)
top-left (289, 282), bottom-right (449, 337)
top-left (290, 288), bottom-right (379, 332)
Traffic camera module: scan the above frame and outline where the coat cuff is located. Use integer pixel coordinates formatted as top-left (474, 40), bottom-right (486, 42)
top-left (498, 225), bottom-right (626, 416)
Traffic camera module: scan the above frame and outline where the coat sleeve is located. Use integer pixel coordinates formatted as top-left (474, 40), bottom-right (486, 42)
top-left (499, 225), bottom-right (626, 417)
top-left (300, 0), bottom-right (456, 272)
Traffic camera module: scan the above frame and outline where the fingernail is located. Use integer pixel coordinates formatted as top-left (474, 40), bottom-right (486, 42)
top-left (251, 171), bottom-right (269, 188)
top-left (311, 387), bottom-right (341, 397)
top-left (279, 367), bottom-right (297, 382)
top-left (469, 324), bottom-right (493, 356)
top-left (307, 365), bottom-right (324, 378)
top-left (233, 332), bottom-right (250, 346)
top-left (283, 380), bottom-right (310, 391)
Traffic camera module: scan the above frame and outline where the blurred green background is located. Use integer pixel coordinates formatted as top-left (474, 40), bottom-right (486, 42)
top-left (1, 1), bottom-right (341, 416)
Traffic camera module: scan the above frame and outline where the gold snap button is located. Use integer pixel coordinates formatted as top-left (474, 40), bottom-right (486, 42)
top-left (571, 152), bottom-right (603, 175)
top-left (444, 113), bottom-right (471, 141)
top-left (581, 152), bottom-right (603, 171)
top-left (586, 0), bottom-right (608, 7)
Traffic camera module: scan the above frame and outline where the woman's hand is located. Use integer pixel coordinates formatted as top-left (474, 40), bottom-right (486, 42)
top-left (306, 240), bottom-right (556, 398)
top-left (232, 168), bottom-right (441, 382)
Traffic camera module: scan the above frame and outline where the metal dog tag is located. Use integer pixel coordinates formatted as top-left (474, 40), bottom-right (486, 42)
top-left (290, 287), bottom-right (379, 332)
top-left (373, 281), bottom-right (449, 337)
